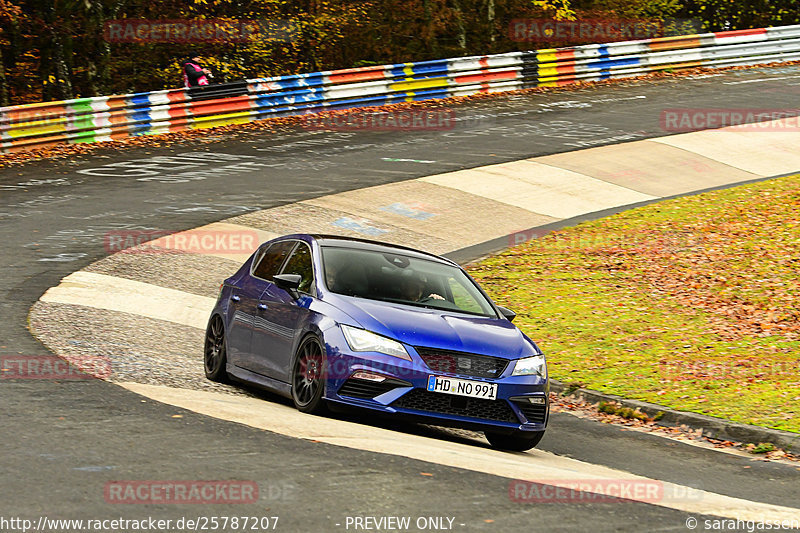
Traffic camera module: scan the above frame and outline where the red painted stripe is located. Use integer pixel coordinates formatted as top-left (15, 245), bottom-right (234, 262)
top-left (168, 117), bottom-right (192, 133)
top-left (167, 103), bottom-right (192, 119)
top-left (557, 64), bottom-right (576, 75)
top-left (3, 104), bottom-right (66, 125)
top-left (454, 70), bottom-right (517, 84)
top-left (107, 109), bottom-right (130, 125)
top-left (9, 133), bottom-right (68, 149)
top-left (714, 28), bottom-right (766, 39)
top-left (104, 96), bottom-right (128, 111)
top-left (555, 50), bottom-right (576, 60)
top-left (327, 66), bottom-right (387, 84)
top-left (189, 96), bottom-right (252, 116)
top-left (167, 90), bottom-right (188, 103)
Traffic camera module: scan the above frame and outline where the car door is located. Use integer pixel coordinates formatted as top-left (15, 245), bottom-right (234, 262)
top-left (251, 241), bottom-right (316, 382)
top-left (225, 273), bottom-right (267, 369)
top-left (234, 240), bottom-right (295, 374)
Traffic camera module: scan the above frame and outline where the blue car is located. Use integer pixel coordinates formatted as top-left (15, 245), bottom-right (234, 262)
top-left (204, 234), bottom-right (549, 451)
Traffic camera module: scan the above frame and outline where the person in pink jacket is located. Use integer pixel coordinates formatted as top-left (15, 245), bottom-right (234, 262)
top-left (181, 56), bottom-right (212, 87)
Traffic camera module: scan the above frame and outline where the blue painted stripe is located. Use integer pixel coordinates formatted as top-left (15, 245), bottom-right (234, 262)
top-left (254, 87), bottom-right (325, 107)
top-left (128, 122), bottom-right (152, 135)
top-left (387, 88), bottom-right (450, 102)
top-left (586, 57), bottom-right (641, 69)
top-left (380, 203), bottom-right (436, 220)
top-left (250, 72), bottom-right (326, 90)
top-left (387, 60), bottom-right (449, 79)
top-left (129, 94), bottom-right (153, 106)
top-left (322, 95), bottom-right (390, 110)
top-left (332, 217), bottom-right (388, 236)
top-left (129, 110), bottom-right (152, 123)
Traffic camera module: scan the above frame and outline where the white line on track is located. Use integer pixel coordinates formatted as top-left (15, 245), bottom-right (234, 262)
top-left (121, 382), bottom-right (800, 522)
top-left (722, 75), bottom-right (800, 85)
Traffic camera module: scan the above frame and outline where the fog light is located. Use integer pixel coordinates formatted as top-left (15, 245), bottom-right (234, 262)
top-left (528, 397), bottom-right (546, 405)
top-left (351, 370), bottom-right (387, 382)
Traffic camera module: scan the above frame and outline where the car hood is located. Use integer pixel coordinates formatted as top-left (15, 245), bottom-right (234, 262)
top-left (326, 295), bottom-right (539, 360)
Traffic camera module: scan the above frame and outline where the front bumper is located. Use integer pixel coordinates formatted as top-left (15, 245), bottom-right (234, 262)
top-left (322, 326), bottom-right (549, 434)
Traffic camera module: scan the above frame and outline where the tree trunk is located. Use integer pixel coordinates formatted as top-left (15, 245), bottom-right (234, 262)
top-left (450, 0), bottom-right (467, 52)
top-left (52, 30), bottom-right (73, 100)
top-left (422, 0), bottom-right (439, 58)
top-left (0, 46), bottom-right (8, 106)
top-left (487, 0), bottom-right (495, 48)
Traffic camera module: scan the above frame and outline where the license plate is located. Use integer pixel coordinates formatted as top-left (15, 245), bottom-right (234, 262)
top-left (426, 375), bottom-right (497, 400)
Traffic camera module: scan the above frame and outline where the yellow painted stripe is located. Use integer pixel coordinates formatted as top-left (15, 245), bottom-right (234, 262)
top-left (190, 111), bottom-right (254, 129)
top-left (538, 66), bottom-right (560, 78)
top-left (537, 50), bottom-right (558, 63)
top-left (390, 78), bottom-right (448, 92)
top-left (7, 123), bottom-right (68, 138)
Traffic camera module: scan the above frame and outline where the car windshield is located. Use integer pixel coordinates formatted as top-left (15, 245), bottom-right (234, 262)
top-left (321, 246), bottom-right (498, 318)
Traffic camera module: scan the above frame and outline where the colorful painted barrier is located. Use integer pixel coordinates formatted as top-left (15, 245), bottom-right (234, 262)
top-left (2, 24), bottom-right (800, 153)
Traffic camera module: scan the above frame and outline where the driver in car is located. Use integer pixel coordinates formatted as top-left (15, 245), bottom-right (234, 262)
top-left (402, 275), bottom-right (444, 302)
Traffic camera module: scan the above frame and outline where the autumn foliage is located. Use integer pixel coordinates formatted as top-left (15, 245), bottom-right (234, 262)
top-left (469, 174), bottom-right (800, 432)
top-left (1, 0), bottom-right (799, 106)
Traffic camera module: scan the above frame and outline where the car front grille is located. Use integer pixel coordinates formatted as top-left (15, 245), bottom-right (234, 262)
top-left (391, 389), bottom-right (520, 423)
top-left (415, 347), bottom-right (508, 379)
top-left (511, 400), bottom-right (548, 424)
top-left (338, 377), bottom-right (408, 400)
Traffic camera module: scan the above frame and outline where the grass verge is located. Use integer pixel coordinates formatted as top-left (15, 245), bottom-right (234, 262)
top-left (468, 173), bottom-right (800, 432)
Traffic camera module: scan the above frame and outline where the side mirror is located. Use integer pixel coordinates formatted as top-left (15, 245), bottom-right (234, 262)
top-left (496, 305), bottom-right (516, 322)
top-left (273, 274), bottom-right (302, 299)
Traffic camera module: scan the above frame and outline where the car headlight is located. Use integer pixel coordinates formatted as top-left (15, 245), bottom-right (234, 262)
top-left (341, 325), bottom-right (411, 361)
top-left (512, 355), bottom-right (547, 378)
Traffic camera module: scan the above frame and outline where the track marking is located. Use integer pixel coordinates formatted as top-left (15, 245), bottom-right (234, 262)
top-left (120, 382), bottom-right (800, 522)
top-left (40, 272), bottom-right (214, 329)
top-left (30, 112), bottom-right (800, 525)
top-left (723, 76), bottom-right (800, 85)
top-left (420, 159), bottom-right (655, 219)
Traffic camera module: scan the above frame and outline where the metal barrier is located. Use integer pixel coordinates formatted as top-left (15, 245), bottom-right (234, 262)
top-left (2, 25), bottom-right (800, 153)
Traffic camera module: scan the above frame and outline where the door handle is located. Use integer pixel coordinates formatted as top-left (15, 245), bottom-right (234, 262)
top-left (231, 295), bottom-right (241, 302)
top-left (257, 303), bottom-right (268, 310)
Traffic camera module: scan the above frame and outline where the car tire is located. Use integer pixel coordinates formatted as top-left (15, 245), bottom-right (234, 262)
top-left (484, 430), bottom-right (544, 452)
top-left (291, 335), bottom-right (329, 415)
top-left (204, 315), bottom-right (229, 382)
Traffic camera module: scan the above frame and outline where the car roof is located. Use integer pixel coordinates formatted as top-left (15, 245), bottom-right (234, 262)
top-left (305, 234), bottom-right (457, 266)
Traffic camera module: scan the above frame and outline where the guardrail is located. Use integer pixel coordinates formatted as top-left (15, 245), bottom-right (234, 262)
top-left (2, 24), bottom-right (800, 153)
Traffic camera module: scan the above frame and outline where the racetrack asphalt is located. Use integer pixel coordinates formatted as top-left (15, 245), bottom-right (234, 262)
top-left (3, 65), bottom-right (800, 531)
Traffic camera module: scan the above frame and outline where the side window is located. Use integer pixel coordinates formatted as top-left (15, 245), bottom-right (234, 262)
top-left (253, 241), bottom-right (295, 281)
top-left (280, 243), bottom-right (315, 294)
top-left (447, 277), bottom-right (484, 315)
